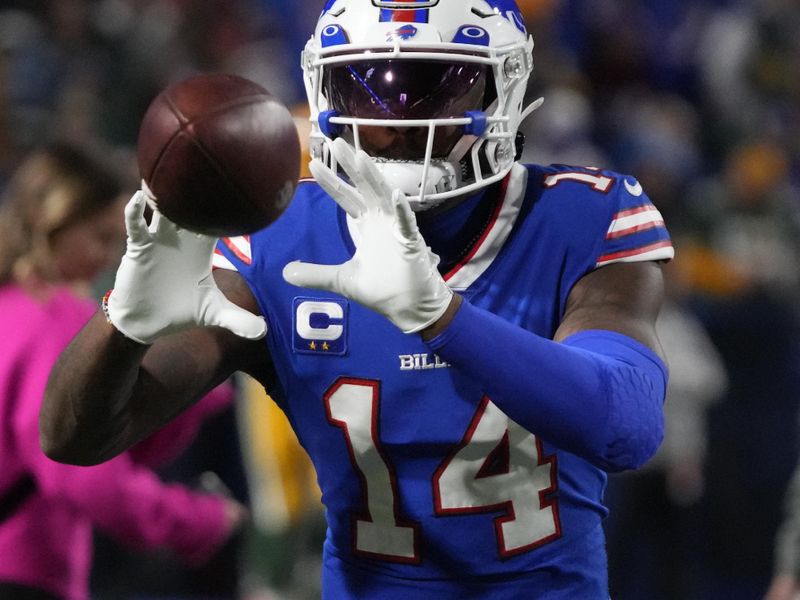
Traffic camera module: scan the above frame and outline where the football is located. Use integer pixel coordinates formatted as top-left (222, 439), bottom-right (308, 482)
top-left (137, 73), bottom-right (300, 237)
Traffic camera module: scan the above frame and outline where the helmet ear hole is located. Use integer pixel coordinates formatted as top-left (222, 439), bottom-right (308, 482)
top-left (482, 75), bottom-right (498, 110)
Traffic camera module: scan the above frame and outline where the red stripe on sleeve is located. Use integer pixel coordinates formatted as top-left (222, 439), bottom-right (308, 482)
top-left (596, 241), bottom-right (673, 264)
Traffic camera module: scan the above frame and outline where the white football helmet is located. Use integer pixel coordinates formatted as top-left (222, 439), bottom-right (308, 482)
top-left (302, 0), bottom-right (541, 210)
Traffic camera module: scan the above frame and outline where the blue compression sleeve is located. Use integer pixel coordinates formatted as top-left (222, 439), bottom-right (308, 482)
top-left (425, 299), bottom-right (668, 472)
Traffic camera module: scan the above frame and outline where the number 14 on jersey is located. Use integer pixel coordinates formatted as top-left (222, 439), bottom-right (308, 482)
top-left (325, 378), bottom-right (562, 563)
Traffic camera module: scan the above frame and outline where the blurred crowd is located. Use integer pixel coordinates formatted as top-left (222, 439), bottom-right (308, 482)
top-left (0, 0), bottom-right (799, 599)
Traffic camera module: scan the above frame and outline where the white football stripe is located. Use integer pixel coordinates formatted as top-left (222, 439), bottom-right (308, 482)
top-left (226, 236), bottom-right (252, 261)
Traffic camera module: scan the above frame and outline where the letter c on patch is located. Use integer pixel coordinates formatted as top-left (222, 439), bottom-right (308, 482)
top-left (296, 301), bottom-right (344, 341)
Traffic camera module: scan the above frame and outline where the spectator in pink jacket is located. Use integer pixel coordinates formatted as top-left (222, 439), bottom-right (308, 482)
top-left (0, 143), bottom-right (246, 600)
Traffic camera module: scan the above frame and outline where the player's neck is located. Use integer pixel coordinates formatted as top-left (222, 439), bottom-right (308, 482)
top-left (417, 184), bottom-right (500, 274)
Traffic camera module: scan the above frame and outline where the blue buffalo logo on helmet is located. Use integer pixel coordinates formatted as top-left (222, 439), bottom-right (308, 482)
top-left (387, 24), bottom-right (419, 41)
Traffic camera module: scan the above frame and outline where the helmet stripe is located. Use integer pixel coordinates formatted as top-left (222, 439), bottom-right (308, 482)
top-left (378, 0), bottom-right (430, 23)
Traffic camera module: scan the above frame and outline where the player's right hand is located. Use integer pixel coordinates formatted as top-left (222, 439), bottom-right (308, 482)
top-left (104, 186), bottom-right (267, 344)
top-left (283, 139), bottom-right (453, 334)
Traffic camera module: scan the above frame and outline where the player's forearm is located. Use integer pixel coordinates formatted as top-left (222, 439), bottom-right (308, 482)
top-left (425, 299), bottom-right (667, 472)
top-left (40, 311), bottom-right (150, 465)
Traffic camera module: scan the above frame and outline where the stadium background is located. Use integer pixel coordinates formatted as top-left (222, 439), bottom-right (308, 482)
top-left (1, 0), bottom-right (799, 598)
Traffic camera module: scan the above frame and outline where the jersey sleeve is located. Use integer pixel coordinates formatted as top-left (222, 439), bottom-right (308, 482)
top-left (594, 178), bottom-right (674, 268)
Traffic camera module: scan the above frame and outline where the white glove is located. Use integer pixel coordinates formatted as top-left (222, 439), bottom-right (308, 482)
top-left (105, 186), bottom-right (267, 344)
top-left (282, 139), bottom-right (453, 334)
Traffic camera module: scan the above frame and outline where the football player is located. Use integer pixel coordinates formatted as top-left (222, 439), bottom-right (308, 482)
top-left (41, 1), bottom-right (673, 598)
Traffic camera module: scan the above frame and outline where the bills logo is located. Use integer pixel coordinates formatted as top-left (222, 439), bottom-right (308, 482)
top-left (387, 24), bottom-right (418, 41)
top-left (293, 298), bottom-right (348, 356)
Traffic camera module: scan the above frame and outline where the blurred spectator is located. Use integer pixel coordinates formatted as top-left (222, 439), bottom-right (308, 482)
top-left (682, 206), bottom-right (800, 600)
top-left (237, 375), bottom-right (324, 600)
top-left (0, 2), bottom-right (113, 166)
top-left (0, 142), bottom-right (245, 600)
top-left (91, 400), bottom-right (253, 600)
top-left (692, 287), bottom-right (800, 599)
top-left (605, 260), bottom-right (728, 600)
top-left (698, 1), bottom-right (800, 163)
top-left (686, 141), bottom-right (800, 301)
top-left (519, 83), bottom-right (609, 168)
top-left (765, 459), bottom-right (800, 600)
top-left (0, 0), bottom-right (297, 187)
top-left (605, 89), bottom-right (703, 234)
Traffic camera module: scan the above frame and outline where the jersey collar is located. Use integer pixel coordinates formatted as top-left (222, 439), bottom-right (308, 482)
top-left (442, 163), bottom-right (527, 291)
top-left (343, 163), bottom-right (527, 293)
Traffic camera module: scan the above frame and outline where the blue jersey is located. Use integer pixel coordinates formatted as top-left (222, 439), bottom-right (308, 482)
top-left (214, 163), bottom-right (673, 599)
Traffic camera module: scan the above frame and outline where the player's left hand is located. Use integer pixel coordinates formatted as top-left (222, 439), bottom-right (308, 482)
top-left (283, 138), bottom-right (453, 334)
top-left (106, 186), bottom-right (267, 344)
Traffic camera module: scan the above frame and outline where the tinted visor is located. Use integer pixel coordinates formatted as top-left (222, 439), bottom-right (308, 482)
top-left (324, 60), bottom-right (487, 160)
top-left (324, 59), bottom-right (487, 120)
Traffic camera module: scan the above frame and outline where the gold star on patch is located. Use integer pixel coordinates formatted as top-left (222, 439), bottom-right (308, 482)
top-left (322, 342), bottom-right (330, 351)
top-left (309, 341), bottom-right (317, 350)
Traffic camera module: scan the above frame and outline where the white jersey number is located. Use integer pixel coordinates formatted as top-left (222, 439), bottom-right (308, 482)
top-left (326, 380), bottom-right (560, 562)
top-left (543, 170), bottom-right (614, 192)
top-left (325, 378), bottom-right (421, 563)
top-left (433, 397), bottom-right (560, 556)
